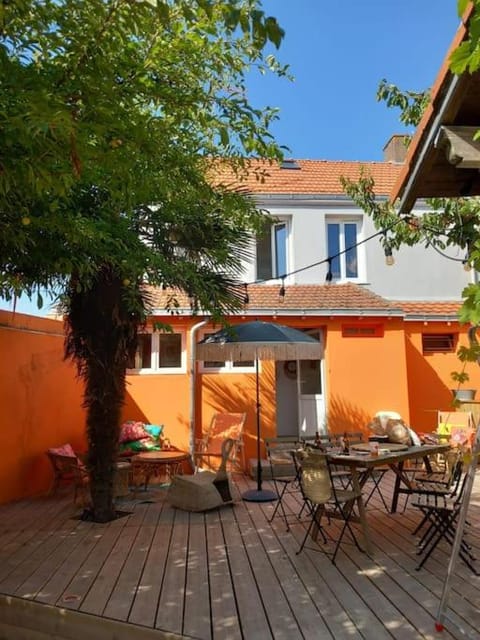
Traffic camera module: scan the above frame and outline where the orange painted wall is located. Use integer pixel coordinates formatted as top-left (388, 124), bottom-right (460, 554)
top-left (0, 310), bottom-right (86, 503)
top-left (405, 322), bottom-right (480, 433)
top-left (324, 318), bottom-right (410, 437)
top-left (4, 311), bottom-right (478, 504)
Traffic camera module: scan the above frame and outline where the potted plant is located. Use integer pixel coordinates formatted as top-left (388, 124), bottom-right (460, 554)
top-left (450, 337), bottom-right (480, 402)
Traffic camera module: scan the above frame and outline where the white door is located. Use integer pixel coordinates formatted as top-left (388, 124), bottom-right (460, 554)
top-left (298, 329), bottom-right (326, 438)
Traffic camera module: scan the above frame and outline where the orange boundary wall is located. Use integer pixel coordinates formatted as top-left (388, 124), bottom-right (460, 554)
top-left (0, 310), bottom-right (86, 503)
top-left (1, 311), bottom-right (478, 503)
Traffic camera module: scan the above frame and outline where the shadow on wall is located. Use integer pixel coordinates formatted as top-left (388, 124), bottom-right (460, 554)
top-left (122, 391), bottom-right (150, 425)
top-left (327, 395), bottom-right (371, 436)
top-left (199, 366), bottom-right (276, 461)
top-left (405, 338), bottom-right (457, 432)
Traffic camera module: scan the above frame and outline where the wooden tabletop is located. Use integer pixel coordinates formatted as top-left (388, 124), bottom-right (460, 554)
top-left (132, 450), bottom-right (191, 463)
top-left (329, 443), bottom-right (450, 468)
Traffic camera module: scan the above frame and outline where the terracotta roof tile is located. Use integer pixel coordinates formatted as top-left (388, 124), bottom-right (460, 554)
top-left (148, 286), bottom-right (463, 320)
top-left (148, 283), bottom-right (399, 315)
top-left (212, 159), bottom-right (403, 196)
top-left (398, 301), bottom-right (462, 317)
top-left (245, 283), bottom-right (397, 311)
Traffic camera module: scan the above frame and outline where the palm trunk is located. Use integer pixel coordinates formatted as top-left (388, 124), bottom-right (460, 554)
top-left (65, 264), bottom-right (140, 522)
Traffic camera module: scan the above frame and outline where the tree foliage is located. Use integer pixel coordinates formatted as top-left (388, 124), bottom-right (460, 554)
top-left (342, 0), bottom-right (480, 391)
top-left (1, 0), bottom-right (288, 521)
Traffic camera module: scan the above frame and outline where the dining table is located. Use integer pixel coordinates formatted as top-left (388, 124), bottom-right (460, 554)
top-left (327, 442), bottom-right (451, 556)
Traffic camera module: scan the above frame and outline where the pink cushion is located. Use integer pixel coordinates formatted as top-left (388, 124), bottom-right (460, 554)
top-left (48, 443), bottom-right (76, 458)
top-left (119, 421), bottom-right (149, 443)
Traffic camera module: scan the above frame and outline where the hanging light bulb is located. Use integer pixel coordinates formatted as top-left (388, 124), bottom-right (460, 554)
top-left (279, 278), bottom-right (286, 301)
top-left (463, 257), bottom-right (472, 272)
top-left (325, 258), bottom-right (333, 283)
top-left (243, 283), bottom-right (250, 305)
top-left (384, 244), bottom-right (395, 266)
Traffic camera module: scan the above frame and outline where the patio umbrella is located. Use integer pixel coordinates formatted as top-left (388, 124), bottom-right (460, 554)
top-left (197, 320), bottom-right (321, 502)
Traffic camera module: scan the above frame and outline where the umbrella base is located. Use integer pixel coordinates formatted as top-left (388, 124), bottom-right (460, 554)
top-left (242, 488), bottom-right (278, 502)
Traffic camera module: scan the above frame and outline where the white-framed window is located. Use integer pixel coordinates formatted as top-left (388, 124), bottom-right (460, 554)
top-left (199, 332), bottom-right (256, 373)
top-left (127, 330), bottom-right (186, 373)
top-left (256, 220), bottom-right (288, 281)
top-left (326, 217), bottom-right (363, 281)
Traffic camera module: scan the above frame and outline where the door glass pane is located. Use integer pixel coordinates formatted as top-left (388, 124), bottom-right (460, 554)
top-left (344, 223), bottom-right (358, 277)
top-left (327, 223), bottom-right (341, 278)
top-left (299, 359), bottom-right (322, 394)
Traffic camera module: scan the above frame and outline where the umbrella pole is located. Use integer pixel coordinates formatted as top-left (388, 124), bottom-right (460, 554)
top-left (242, 355), bottom-right (277, 503)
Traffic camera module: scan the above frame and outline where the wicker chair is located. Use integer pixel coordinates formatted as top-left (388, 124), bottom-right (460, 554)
top-left (168, 438), bottom-right (236, 512)
top-left (46, 446), bottom-right (90, 505)
top-left (295, 448), bottom-right (363, 564)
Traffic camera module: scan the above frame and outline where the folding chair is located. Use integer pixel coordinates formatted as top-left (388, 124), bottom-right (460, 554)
top-left (194, 412), bottom-right (246, 471)
top-left (265, 436), bottom-right (301, 530)
top-left (295, 448), bottom-right (363, 565)
top-left (412, 471), bottom-right (477, 573)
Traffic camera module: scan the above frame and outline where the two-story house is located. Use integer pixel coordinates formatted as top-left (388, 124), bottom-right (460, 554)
top-left (124, 139), bottom-right (479, 468)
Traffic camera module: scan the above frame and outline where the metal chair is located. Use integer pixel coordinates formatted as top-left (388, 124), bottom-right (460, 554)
top-left (411, 469), bottom-right (477, 573)
top-left (265, 436), bottom-right (301, 530)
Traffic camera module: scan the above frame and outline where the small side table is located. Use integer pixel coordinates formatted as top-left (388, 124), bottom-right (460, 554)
top-left (131, 450), bottom-right (193, 494)
top-left (114, 461), bottom-right (132, 498)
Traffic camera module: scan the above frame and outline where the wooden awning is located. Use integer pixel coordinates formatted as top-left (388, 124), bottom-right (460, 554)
top-left (390, 3), bottom-right (480, 212)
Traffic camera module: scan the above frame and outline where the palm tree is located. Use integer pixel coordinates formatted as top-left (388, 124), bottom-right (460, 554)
top-left (64, 264), bottom-right (143, 522)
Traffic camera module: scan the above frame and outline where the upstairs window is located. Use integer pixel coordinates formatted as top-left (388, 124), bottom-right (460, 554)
top-left (327, 219), bottom-right (361, 280)
top-left (256, 221), bottom-right (288, 281)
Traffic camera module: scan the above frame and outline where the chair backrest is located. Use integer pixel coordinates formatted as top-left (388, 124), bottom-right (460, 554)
top-left (215, 438), bottom-right (236, 480)
top-left (265, 436), bottom-right (299, 463)
top-left (47, 452), bottom-right (80, 477)
top-left (204, 412), bottom-right (246, 455)
top-left (296, 448), bottom-right (331, 505)
top-left (438, 411), bottom-right (475, 445)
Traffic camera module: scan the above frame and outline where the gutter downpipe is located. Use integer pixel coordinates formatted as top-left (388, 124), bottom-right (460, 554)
top-left (397, 73), bottom-right (461, 215)
top-left (189, 317), bottom-right (211, 459)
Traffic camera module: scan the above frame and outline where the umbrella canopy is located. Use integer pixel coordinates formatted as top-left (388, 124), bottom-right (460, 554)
top-left (197, 321), bottom-right (321, 502)
top-left (196, 320), bottom-right (322, 361)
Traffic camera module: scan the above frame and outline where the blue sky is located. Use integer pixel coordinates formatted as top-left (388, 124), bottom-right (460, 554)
top-left (246, 0), bottom-right (460, 160)
top-left (1, 1), bottom-right (461, 317)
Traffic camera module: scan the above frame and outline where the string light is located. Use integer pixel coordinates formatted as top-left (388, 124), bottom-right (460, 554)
top-left (384, 244), bottom-right (395, 266)
top-left (383, 230), bottom-right (395, 266)
top-left (325, 258), bottom-right (333, 283)
top-left (279, 277), bottom-right (286, 300)
top-left (243, 283), bottom-right (250, 304)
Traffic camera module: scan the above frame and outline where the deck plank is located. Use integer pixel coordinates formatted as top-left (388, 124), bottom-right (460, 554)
top-left (183, 511), bottom-right (212, 640)
top-left (205, 508), bottom-right (242, 640)
top-left (0, 469), bottom-right (479, 640)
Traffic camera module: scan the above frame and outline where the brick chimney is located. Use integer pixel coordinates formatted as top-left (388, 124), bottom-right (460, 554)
top-left (383, 134), bottom-right (409, 163)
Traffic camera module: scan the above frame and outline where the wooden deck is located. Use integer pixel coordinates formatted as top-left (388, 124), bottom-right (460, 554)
top-left (0, 471), bottom-right (479, 640)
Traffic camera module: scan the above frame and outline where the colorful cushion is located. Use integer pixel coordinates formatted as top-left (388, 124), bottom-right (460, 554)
top-left (144, 424), bottom-right (164, 442)
top-left (119, 421), bottom-right (149, 443)
top-left (118, 438), bottom-right (161, 457)
top-left (48, 443), bottom-right (76, 458)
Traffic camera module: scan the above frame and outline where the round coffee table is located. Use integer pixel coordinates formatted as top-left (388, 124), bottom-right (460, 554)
top-left (131, 450), bottom-right (192, 494)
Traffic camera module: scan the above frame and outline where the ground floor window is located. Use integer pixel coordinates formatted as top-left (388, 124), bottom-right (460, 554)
top-left (128, 331), bottom-right (185, 373)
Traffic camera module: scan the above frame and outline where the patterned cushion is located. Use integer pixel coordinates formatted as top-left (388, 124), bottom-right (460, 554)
top-left (119, 421), bottom-right (149, 443)
top-left (48, 443), bottom-right (76, 458)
